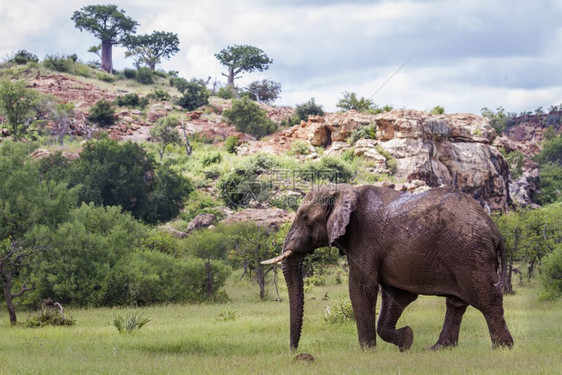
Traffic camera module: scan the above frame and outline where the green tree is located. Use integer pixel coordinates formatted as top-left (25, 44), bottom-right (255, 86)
top-left (227, 222), bottom-right (283, 300)
top-left (431, 105), bottom-right (445, 115)
top-left (215, 45), bottom-right (272, 87)
top-left (58, 139), bottom-right (191, 224)
top-left (71, 4), bottom-right (138, 73)
top-left (294, 98), bottom-right (324, 122)
top-left (246, 79), bottom-right (282, 104)
top-left (49, 102), bottom-right (75, 146)
top-left (175, 79), bottom-right (210, 110)
top-left (535, 134), bottom-right (562, 204)
top-left (222, 97), bottom-right (277, 139)
top-left (124, 31), bottom-right (180, 70)
top-left (336, 91), bottom-right (374, 112)
top-left (87, 99), bottom-right (116, 127)
top-left (0, 80), bottom-right (39, 140)
top-left (34, 204), bottom-right (146, 306)
top-left (0, 142), bottom-right (75, 323)
top-left (150, 114), bottom-right (182, 160)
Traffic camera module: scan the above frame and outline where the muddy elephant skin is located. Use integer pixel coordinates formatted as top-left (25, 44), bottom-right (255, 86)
top-left (264, 184), bottom-right (514, 351)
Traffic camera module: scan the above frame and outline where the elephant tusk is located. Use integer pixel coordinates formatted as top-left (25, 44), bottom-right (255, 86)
top-left (260, 250), bottom-right (294, 265)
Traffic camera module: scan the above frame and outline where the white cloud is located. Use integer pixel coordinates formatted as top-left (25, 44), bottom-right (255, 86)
top-left (1, 0), bottom-right (561, 115)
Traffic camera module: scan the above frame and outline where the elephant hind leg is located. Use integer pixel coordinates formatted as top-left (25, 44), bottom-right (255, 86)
top-left (481, 305), bottom-right (514, 348)
top-left (377, 285), bottom-right (418, 351)
top-left (429, 296), bottom-right (467, 351)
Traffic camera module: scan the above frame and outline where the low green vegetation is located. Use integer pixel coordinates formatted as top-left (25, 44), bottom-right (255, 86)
top-left (0, 275), bottom-right (559, 374)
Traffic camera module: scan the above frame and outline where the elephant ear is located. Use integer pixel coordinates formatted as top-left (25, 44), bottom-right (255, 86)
top-left (326, 187), bottom-right (358, 245)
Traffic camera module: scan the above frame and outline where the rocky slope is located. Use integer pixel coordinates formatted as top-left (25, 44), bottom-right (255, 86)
top-left (275, 110), bottom-right (510, 211)
top-left (2, 72), bottom-right (552, 213)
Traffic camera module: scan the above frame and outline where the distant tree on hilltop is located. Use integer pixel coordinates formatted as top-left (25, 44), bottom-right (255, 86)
top-left (215, 45), bottom-right (272, 87)
top-left (71, 4), bottom-right (138, 73)
top-left (124, 31), bottom-right (180, 70)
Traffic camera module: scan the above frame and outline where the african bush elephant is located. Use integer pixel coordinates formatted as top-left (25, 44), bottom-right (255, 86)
top-left (262, 184), bottom-right (514, 351)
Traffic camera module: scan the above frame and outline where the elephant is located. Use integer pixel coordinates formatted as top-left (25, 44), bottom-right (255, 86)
top-left (262, 184), bottom-right (514, 351)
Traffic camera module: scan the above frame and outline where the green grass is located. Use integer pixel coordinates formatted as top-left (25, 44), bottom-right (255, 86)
top-left (0, 276), bottom-right (560, 374)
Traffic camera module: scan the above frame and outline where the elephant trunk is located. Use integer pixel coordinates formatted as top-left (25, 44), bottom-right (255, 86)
top-left (282, 254), bottom-right (305, 350)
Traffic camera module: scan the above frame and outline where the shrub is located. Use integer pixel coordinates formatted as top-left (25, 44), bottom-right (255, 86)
top-left (290, 140), bottom-right (311, 155)
top-left (175, 80), bottom-right (210, 110)
top-left (222, 97), bottom-right (277, 139)
top-left (147, 88), bottom-right (171, 102)
top-left (114, 93), bottom-right (148, 108)
top-left (24, 308), bottom-right (76, 328)
top-left (225, 135), bottom-right (238, 154)
top-left (169, 77), bottom-right (189, 93)
top-left (136, 67), bottom-right (154, 84)
top-left (431, 105), bottom-right (445, 115)
top-left (123, 68), bottom-right (138, 79)
top-left (505, 150), bottom-right (525, 180)
top-left (336, 91), bottom-right (374, 112)
top-left (43, 54), bottom-right (74, 73)
top-left (539, 245), bottom-right (562, 300)
top-left (324, 300), bottom-right (355, 324)
top-left (217, 86), bottom-right (236, 99)
top-left (96, 73), bottom-right (115, 82)
top-left (349, 124), bottom-right (376, 145)
top-left (87, 99), bottom-right (116, 127)
top-left (113, 312), bottom-right (150, 333)
top-left (319, 157), bottom-right (354, 183)
top-left (11, 50), bottom-right (39, 65)
top-left (201, 152), bottom-right (223, 167)
top-left (294, 98), bottom-right (324, 122)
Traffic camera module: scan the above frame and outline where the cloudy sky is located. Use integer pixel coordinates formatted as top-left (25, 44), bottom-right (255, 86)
top-left (1, 0), bottom-right (561, 113)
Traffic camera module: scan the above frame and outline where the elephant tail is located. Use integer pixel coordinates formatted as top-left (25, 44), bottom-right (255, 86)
top-left (496, 236), bottom-right (508, 291)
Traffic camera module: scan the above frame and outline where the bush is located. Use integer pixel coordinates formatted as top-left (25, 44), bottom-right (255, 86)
top-left (222, 97), bottom-right (277, 139)
top-left (216, 86), bottom-right (236, 99)
top-left (175, 80), bottom-right (210, 110)
top-left (114, 93), bottom-right (148, 108)
top-left (540, 245), bottom-right (562, 300)
top-left (169, 77), bottom-right (189, 93)
top-left (147, 89), bottom-right (171, 102)
top-left (301, 157), bottom-right (354, 183)
top-left (87, 99), bottom-right (116, 127)
top-left (201, 152), bottom-right (223, 167)
top-left (24, 307), bottom-right (76, 327)
top-left (113, 312), bottom-right (150, 333)
top-left (225, 135), bottom-right (238, 154)
top-left (11, 50), bottom-right (39, 65)
top-left (324, 300), bottom-right (355, 324)
top-left (336, 92), bottom-right (374, 112)
top-left (96, 73), bottom-right (115, 83)
top-left (136, 67), bottom-right (154, 84)
top-left (123, 68), bottom-right (138, 79)
top-left (290, 140), bottom-right (311, 155)
top-left (43, 54), bottom-right (74, 73)
top-left (431, 105), bottom-right (445, 115)
top-left (214, 309), bottom-right (237, 322)
top-left (349, 124), bottom-right (376, 145)
top-left (294, 98), bottom-right (324, 122)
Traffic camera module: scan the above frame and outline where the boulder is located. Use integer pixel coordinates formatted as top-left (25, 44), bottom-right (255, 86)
top-left (324, 141), bottom-right (351, 156)
top-left (221, 208), bottom-right (295, 230)
top-left (186, 213), bottom-right (218, 234)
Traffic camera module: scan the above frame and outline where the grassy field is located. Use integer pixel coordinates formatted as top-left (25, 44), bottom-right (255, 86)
top-left (0, 274), bottom-right (560, 374)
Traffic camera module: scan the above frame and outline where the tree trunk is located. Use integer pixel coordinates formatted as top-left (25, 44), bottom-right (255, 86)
top-left (205, 260), bottom-right (213, 297)
top-left (3, 280), bottom-right (17, 325)
top-left (256, 263), bottom-right (266, 300)
top-left (282, 255), bottom-right (305, 350)
top-left (101, 40), bottom-right (113, 73)
top-left (227, 68), bottom-right (235, 87)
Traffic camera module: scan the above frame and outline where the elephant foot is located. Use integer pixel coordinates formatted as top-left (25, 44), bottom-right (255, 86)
top-left (398, 326), bottom-right (414, 352)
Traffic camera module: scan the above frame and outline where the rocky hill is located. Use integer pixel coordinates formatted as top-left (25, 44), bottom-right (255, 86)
top-left (2, 72), bottom-right (554, 216)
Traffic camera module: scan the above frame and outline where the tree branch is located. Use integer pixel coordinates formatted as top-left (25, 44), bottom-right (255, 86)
top-left (11, 284), bottom-right (34, 298)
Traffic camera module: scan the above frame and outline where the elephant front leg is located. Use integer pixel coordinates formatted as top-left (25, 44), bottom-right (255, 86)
top-left (349, 276), bottom-right (379, 349)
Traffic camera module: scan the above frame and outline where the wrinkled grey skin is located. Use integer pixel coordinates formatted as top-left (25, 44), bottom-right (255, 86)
top-left (279, 184), bottom-right (514, 351)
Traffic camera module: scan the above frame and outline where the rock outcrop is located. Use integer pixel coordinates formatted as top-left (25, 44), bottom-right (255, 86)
top-left (284, 110), bottom-right (510, 211)
top-left (221, 208), bottom-right (295, 230)
top-left (186, 213), bottom-right (218, 234)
